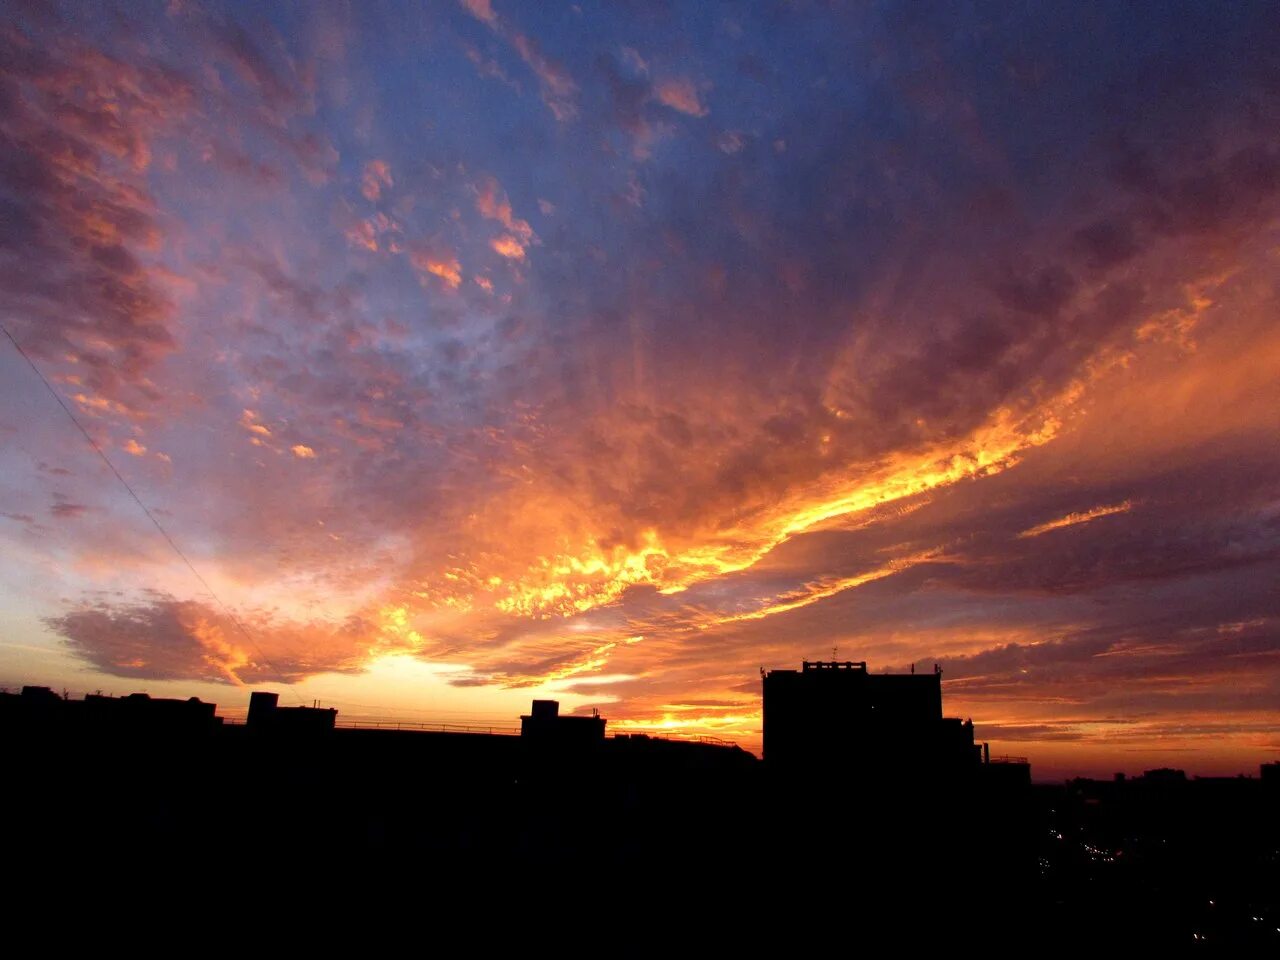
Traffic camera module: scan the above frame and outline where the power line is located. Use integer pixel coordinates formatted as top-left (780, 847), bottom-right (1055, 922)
top-left (1, 322), bottom-right (304, 703)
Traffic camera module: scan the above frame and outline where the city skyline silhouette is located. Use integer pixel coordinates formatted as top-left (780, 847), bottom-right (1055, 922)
top-left (5, 659), bottom-right (1276, 947)
top-left (4, 2), bottom-right (1280, 786)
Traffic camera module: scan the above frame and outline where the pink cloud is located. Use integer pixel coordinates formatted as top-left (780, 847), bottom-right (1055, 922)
top-left (475, 176), bottom-right (534, 243)
top-left (456, 0), bottom-right (578, 121)
top-left (360, 159), bottom-right (393, 201)
top-left (458, 0), bottom-right (497, 26)
top-left (654, 77), bottom-right (709, 117)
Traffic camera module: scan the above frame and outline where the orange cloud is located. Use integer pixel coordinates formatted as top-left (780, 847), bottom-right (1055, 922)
top-left (709, 550), bottom-right (943, 626)
top-left (490, 234), bottom-right (526, 260)
top-left (1018, 501), bottom-right (1134, 539)
top-left (239, 409), bottom-right (272, 437)
top-left (122, 438), bottom-right (148, 456)
top-left (345, 220), bottom-right (379, 251)
top-left (475, 176), bottom-right (533, 241)
top-left (290, 444), bottom-right (317, 459)
top-left (410, 249), bottom-right (463, 289)
top-left (654, 77), bottom-right (709, 117)
top-left (360, 159), bottom-right (393, 201)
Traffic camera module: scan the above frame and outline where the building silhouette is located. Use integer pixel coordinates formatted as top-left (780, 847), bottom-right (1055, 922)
top-left (1, 685), bottom-right (222, 736)
top-left (762, 660), bottom-right (993, 781)
top-left (246, 690), bottom-right (336, 733)
top-left (6, 672), bottom-right (1276, 947)
top-left (520, 698), bottom-right (605, 744)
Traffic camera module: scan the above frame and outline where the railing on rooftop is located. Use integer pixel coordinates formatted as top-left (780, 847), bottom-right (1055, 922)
top-left (988, 755), bottom-right (1029, 764)
top-left (802, 660), bottom-right (867, 672)
top-left (613, 731), bottom-right (738, 748)
top-left (221, 717), bottom-right (521, 735)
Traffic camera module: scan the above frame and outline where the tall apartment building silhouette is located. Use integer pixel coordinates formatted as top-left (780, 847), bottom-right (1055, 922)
top-left (762, 660), bottom-right (981, 779)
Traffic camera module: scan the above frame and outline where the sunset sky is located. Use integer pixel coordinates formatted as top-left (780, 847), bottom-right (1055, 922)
top-left (2, 1), bottom-right (1279, 779)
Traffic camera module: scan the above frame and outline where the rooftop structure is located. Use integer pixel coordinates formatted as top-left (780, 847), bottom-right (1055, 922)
top-left (520, 699), bottom-right (605, 745)
top-left (246, 691), bottom-right (336, 734)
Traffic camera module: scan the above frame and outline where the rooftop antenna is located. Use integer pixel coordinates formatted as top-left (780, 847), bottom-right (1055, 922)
top-left (832, 646), bottom-right (838, 663)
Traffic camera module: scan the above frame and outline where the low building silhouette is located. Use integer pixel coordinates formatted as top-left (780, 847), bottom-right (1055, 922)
top-left (0, 685), bottom-right (221, 735)
top-left (246, 690), bottom-right (336, 733)
top-left (519, 699), bottom-right (605, 744)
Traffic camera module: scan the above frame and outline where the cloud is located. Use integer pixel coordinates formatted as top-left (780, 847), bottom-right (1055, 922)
top-left (475, 175), bottom-right (533, 242)
top-left (0, 28), bottom-right (186, 406)
top-left (619, 47), bottom-right (648, 77)
top-left (290, 444), bottom-right (316, 459)
top-left (490, 235), bottom-right (525, 260)
top-left (239, 409), bottom-right (272, 438)
top-left (458, 0), bottom-right (497, 27)
top-left (360, 159), bottom-right (393, 201)
top-left (1017, 501), bottom-right (1133, 539)
top-left (409, 248), bottom-right (463, 289)
top-left (208, 19), bottom-right (311, 118)
top-left (50, 497), bottom-right (91, 519)
top-left (457, 0), bottom-right (578, 120)
top-left (653, 77), bottom-right (708, 117)
top-left (46, 598), bottom-right (382, 685)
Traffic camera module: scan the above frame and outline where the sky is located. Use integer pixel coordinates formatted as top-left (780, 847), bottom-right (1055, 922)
top-left (2, 0), bottom-right (1279, 779)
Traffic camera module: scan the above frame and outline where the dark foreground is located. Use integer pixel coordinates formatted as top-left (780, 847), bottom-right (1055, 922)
top-left (4, 690), bottom-right (1276, 951)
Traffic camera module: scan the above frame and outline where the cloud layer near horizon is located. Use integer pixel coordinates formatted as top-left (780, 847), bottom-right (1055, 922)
top-left (2, 1), bottom-right (1279, 772)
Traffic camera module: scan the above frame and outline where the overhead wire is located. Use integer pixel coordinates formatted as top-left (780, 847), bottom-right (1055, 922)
top-left (1, 321), bottom-right (306, 705)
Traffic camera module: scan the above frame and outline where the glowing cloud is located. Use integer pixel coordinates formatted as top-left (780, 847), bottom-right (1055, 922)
top-left (239, 410), bottom-right (272, 437)
top-left (711, 550), bottom-right (943, 626)
top-left (490, 234), bottom-right (526, 260)
top-left (410, 250), bottom-right (463, 289)
top-left (1018, 502), bottom-right (1134, 539)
